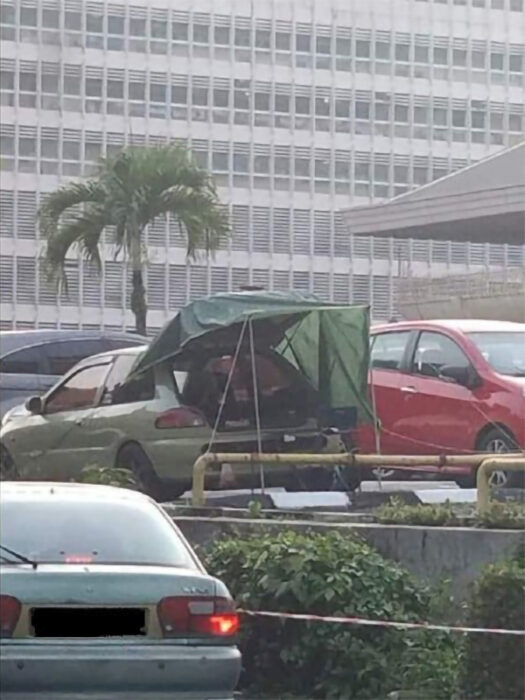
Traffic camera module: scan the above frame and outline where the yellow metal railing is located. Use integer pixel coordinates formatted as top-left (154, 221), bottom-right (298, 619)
top-left (476, 456), bottom-right (525, 514)
top-left (191, 451), bottom-right (524, 508)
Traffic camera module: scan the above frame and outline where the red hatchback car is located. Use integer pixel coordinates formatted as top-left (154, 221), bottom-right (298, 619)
top-left (355, 320), bottom-right (525, 487)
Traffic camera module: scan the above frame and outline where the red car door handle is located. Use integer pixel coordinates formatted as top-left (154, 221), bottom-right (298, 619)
top-left (400, 385), bottom-right (417, 394)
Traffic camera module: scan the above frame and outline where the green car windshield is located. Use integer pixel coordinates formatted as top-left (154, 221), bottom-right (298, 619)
top-left (0, 499), bottom-right (197, 568)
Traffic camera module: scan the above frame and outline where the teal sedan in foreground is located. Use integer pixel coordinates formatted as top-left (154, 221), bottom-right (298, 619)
top-left (0, 482), bottom-right (241, 699)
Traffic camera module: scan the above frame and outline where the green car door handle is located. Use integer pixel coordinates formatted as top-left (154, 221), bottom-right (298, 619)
top-left (75, 418), bottom-right (83, 427)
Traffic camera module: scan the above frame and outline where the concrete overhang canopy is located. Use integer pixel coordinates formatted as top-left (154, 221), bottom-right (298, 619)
top-left (342, 142), bottom-right (525, 245)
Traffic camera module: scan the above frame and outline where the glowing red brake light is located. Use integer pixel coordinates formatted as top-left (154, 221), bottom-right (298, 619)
top-left (155, 407), bottom-right (207, 429)
top-left (0, 595), bottom-right (21, 638)
top-left (157, 596), bottom-right (239, 637)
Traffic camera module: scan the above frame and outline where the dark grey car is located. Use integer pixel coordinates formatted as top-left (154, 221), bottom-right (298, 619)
top-left (0, 330), bottom-right (147, 417)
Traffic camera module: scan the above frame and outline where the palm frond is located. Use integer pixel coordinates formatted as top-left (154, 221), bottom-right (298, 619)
top-left (44, 204), bottom-right (107, 291)
top-left (38, 180), bottom-right (106, 241)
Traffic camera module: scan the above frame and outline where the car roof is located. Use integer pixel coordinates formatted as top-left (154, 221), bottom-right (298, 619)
top-left (372, 319), bottom-right (525, 334)
top-left (0, 481), bottom-right (151, 504)
top-left (0, 330), bottom-right (148, 358)
top-left (77, 344), bottom-right (148, 366)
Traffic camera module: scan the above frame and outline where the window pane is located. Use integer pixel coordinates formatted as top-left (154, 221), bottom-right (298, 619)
top-left (215, 26), bottom-right (230, 45)
top-left (395, 105), bottom-right (409, 122)
top-left (20, 7), bottom-right (37, 26)
top-left (20, 72), bottom-right (37, 91)
top-left (254, 92), bottom-right (269, 110)
top-left (355, 101), bottom-right (370, 119)
top-left (452, 109), bottom-right (466, 127)
top-left (256, 29), bottom-right (271, 49)
top-left (46, 364), bottom-right (109, 413)
top-left (193, 23), bottom-right (209, 42)
top-left (434, 47), bottom-right (448, 65)
top-left (235, 28), bottom-right (250, 47)
top-left (107, 15), bottom-right (124, 34)
top-left (104, 355), bottom-right (155, 405)
top-left (413, 332), bottom-right (470, 377)
top-left (336, 38), bottom-right (351, 55)
top-left (453, 49), bottom-right (467, 66)
top-left (1, 499), bottom-right (196, 567)
top-left (376, 41), bottom-right (390, 59)
top-left (356, 40), bottom-right (370, 58)
top-left (396, 44), bottom-right (410, 61)
top-left (275, 95), bottom-right (289, 113)
top-left (295, 96), bottom-right (310, 114)
top-left (43, 9), bottom-right (59, 28)
top-left (233, 153), bottom-right (248, 172)
top-left (433, 107), bottom-right (447, 125)
top-left (44, 340), bottom-right (105, 375)
top-left (87, 13), bottom-right (102, 32)
top-left (375, 164), bottom-right (389, 182)
top-left (490, 52), bottom-right (504, 70)
top-left (130, 18), bottom-right (146, 37)
top-left (296, 33), bottom-right (311, 52)
top-left (0, 347), bottom-right (42, 374)
top-left (276, 32), bottom-right (290, 50)
top-left (316, 36), bottom-right (331, 54)
top-left (108, 79), bottom-right (123, 98)
top-left (415, 45), bottom-right (428, 62)
top-left (370, 331), bottom-right (411, 370)
top-left (172, 22), bottom-right (188, 40)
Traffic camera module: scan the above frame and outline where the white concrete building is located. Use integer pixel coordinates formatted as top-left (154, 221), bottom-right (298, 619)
top-left (0, 0), bottom-right (524, 332)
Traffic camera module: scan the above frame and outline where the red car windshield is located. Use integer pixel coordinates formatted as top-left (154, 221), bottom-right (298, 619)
top-left (468, 332), bottom-right (525, 377)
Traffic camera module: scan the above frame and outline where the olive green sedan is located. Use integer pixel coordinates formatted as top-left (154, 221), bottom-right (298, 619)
top-left (0, 346), bottom-right (346, 498)
top-left (0, 481), bottom-right (241, 698)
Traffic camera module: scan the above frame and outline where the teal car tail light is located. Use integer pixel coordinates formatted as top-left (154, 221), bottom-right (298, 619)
top-left (155, 407), bottom-right (207, 429)
top-left (157, 596), bottom-right (239, 637)
top-left (0, 595), bottom-right (21, 637)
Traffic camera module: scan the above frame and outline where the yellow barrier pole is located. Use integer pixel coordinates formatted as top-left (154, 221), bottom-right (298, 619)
top-left (191, 451), bottom-right (525, 507)
top-left (476, 456), bottom-right (525, 515)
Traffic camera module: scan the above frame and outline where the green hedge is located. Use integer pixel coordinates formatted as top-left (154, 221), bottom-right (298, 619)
top-left (206, 531), bottom-right (458, 699)
top-left (461, 555), bottom-right (525, 699)
top-left (376, 498), bottom-right (525, 529)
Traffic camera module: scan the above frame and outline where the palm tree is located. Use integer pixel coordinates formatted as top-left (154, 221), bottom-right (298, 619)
top-left (39, 144), bottom-right (230, 335)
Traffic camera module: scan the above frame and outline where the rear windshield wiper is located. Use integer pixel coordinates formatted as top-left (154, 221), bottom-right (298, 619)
top-left (0, 544), bottom-right (38, 569)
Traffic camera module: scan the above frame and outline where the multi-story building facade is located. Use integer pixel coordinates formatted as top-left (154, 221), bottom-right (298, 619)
top-left (0, 0), bottom-right (524, 332)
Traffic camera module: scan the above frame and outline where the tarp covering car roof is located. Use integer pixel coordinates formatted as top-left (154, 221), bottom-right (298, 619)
top-left (133, 291), bottom-right (373, 421)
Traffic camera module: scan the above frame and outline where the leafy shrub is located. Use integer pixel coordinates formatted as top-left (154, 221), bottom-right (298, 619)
top-left (376, 497), bottom-right (525, 529)
top-left (461, 555), bottom-right (525, 699)
top-left (76, 465), bottom-right (137, 489)
top-left (376, 498), bottom-right (458, 526)
top-left (206, 530), bottom-right (454, 699)
top-left (476, 501), bottom-right (525, 529)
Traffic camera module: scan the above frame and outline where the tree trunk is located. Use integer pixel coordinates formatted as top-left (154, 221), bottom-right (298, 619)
top-left (128, 228), bottom-right (147, 336)
top-left (130, 269), bottom-right (147, 336)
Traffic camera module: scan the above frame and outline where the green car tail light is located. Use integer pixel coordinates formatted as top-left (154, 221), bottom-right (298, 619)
top-left (155, 407), bottom-right (207, 429)
top-left (0, 595), bottom-right (21, 637)
top-left (157, 596), bottom-right (239, 637)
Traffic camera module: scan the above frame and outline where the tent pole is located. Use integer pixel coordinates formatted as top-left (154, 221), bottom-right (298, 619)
top-left (369, 363), bottom-right (383, 491)
top-left (249, 317), bottom-right (265, 495)
top-left (208, 318), bottom-right (248, 454)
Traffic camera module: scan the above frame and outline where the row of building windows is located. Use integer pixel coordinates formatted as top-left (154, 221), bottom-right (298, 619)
top-left (2, 253), bottom-right (522, 323)
top-left (2, 250), bottom-right (523, 323)
top-left (1, 65), bottom-right (523, 144)
top-left (1, 4), bottom-right (523, 85)
top-left (2, 191), bottom-right (524, 268)
top-left (0, 133), bottom-right (465, 199)
top-left (417, 0), bottom-right (522, 7)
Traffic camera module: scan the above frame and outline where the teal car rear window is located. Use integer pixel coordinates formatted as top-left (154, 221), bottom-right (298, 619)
top-left (0, 498), bottom-right (197, 568)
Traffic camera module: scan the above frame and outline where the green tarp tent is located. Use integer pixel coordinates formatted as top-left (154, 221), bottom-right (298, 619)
top-left (133, 291), bottom-right (373, 422)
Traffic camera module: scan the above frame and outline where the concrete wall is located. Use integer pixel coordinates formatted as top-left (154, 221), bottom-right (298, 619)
top-left (173, 515), bottom-right (524, 600)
